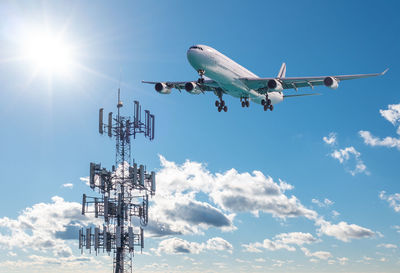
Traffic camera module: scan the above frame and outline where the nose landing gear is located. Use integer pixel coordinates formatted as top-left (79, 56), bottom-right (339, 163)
top-left (197, 69), bottom-right (205, 84)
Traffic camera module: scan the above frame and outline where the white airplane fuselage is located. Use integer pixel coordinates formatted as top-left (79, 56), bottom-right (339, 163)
top-left (186, 44), bottom-right (283, 105)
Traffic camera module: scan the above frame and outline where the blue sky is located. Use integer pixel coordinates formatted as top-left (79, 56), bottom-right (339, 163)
top-left (0, 0), bottom-right (399, 272)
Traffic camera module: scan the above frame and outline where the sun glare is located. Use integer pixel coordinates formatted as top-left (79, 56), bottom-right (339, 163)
top-left (23, 30), bottom-right (75, 76)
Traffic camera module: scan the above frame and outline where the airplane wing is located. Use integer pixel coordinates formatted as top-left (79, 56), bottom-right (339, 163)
top-left (240, 69), bottom-right (388, 92)
top-left (142, 79), bottom-right (221, 93)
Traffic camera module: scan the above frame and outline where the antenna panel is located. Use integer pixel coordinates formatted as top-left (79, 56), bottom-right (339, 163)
top-left (134, 101), bottom-right (140, 128)
top-left (79, 229), bottom-right (83, 249)
top-left (116, 226), bottom-right (122, 248)
top-left (104, 196), bottom-right (109, 223)
top-left (82, 194), bottom-right (86, 215)
top-left (94, 227), bottom-right (100, 251)
top-left (86, 228), bottom-right (91, 250)
top-left (140, 227), bottom-right (144, 249)
top-left (139, 165), bottom-right (145, 186)
top-left (128, 227), bottom-right (134, 250)
top-left (150, 114), bottom-right (155, 140)
top-left (108, 112), bottom-right (113, 137)
top-left (90, 163), bottom-right (95, 189)
top-left (151, 171), bottom-right (156, 192)
top-left (99, 108), bottom-right (104, 134)
top-left (94, 198), bottom-right (98, 218)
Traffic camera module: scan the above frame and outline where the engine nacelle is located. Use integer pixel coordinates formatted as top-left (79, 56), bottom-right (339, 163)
top-left (323, 77), bottom-right (339, 89)
top-left (155, 82), bottom-right (172, 94)
top-left (184, 82), bottom-right (202, 95)
top-left (267, 79), bottom-right (283, 91)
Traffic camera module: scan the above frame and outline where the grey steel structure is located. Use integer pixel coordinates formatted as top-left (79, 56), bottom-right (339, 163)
top-left (79, 90), bottom-right (155, 273)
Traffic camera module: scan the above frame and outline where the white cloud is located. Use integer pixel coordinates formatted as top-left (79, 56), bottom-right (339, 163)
top-left (312, 198), bottom-right (334, 208)
top-left (359, 103), bottom-right (400, 150)
top-left (301, 247), bottom-right (332, 260)
top-left (316, 219), bottom-right (375, 242)
top-left (80, 177), bottom-right (90, 186)
top-left (152, 156), bottom-right (374, 244)
top-left (149, 156), bottom-right (318, 236)
top-left (393, 225), bottom-right (400, 233)
top-left (62, 183), bottom-right (73, 189)
top-left (379, 191), bottom-right (400, 212)
top-left (380, 103), bottom-right (400, 125)
top-left (330, 146), bottom-right (369, 176)
top-left (323, 132), bottom-right (337, 145)
top-left (0, 196), bottom-right (97, 258)
top-left (359, 131), bottom-right (400, 149)
top-left (153, 237), bottom-right (233, 255)
top-left (377, 243), bottom-right (397, 249)
top-left (332, 210), bottom-right (340, 218)
top-left (337, 257), bottom-right (349, 265)
top-left (242, 232), bottom-right (317, 253)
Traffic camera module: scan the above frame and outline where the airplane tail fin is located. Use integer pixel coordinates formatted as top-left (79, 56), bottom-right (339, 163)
top-left (277, 62), bottom-right (286, 78)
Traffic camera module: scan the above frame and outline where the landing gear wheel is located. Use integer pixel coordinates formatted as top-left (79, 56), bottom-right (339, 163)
top-left (218, 106), bottom-right (222, 112)
top-left (223, 106), bottom-right (228, 112)
top-left (261, 99), bottom-right (266, 106)
top-left (267, 99), bottom-right (272, 105)
top-left (269, 105), bottom-right (274, 111)
top-left (241, 101), bottom-right (245, 108)
top-left (245, 101), bottom-right (250, 107)
top-left (264, 105), bottom-right (268, 111)
top-left (220, 100), bottom-right (225, 107)
top-left (215, 100), bottom-right (220, 107)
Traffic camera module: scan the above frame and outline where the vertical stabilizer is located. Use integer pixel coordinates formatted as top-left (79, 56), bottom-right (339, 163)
top-left (277, 62), bottom-right (286, 78)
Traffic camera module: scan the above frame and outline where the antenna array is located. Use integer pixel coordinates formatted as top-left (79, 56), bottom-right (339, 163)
top-left (79, 89), bottom-right (156, 273)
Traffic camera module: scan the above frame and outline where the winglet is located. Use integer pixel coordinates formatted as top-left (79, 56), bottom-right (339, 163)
top-left (381, 68), bottom-right (389, 75)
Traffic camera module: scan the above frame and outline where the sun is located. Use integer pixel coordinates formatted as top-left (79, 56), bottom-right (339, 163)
top-left (23, 29), bottom-right (76, 77)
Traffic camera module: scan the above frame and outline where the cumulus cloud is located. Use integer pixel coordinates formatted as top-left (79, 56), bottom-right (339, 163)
top-left (316, 219), bottom-right (375, 242)
top-left (0, 196), bottom-right (97, 258)
top-left (377, 243), bottom-right (397, 249)
top-left (301, 247), bottom-right (332, 260)
top-left (151, 156), bottom-right (374, 244)
top-left (242, 232), bottom-right (317, 253)
top-left (312, 198), bottom-right (334, 208)
top-left (323, 132), bottom-right (337, 145)
top-left (379, 191), bottom-right (400, 212)
top-left (330, 146), bottom-right (369, 176)
top-left (149, 156), bottom-right (317, 236)
top-left (62, 183), bottom-right (73, 189)
top-left (359, 103), bottom-right (400, 150)
top-left (337, 257), bottom-right (349, 265)
top-left (153, 237), bottom-right (233, 255)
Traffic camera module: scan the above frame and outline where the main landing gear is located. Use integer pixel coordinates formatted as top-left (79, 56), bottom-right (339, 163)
top-left (261, 94), bottom-right (273, 111)
top-left (197, 69), bottom-right (205, 84)
top-left (215, 94), bottom-right (227, 112)
top-left (240, 97), bottom-right (250, 108)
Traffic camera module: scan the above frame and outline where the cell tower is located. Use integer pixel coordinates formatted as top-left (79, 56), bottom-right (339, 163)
top-left (79, 89), bottom-right (156, 273)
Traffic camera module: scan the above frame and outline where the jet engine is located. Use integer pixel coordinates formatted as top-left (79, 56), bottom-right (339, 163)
top-left (155, 82), bottom-right (172, 94)
top-left (267, 79), bottom-right (283, 91)
top-left (323, 77), bottom-right (339, 89)
top-left (184, 82), bottom-right (202, 95)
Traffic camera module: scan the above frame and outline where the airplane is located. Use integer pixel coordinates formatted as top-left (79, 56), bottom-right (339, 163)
top-left (143, 45), bottom-right (388, 112)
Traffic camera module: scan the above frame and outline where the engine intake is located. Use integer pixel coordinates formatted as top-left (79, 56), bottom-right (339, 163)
top-left (267, 79), bottom-right (283, 91)
top-left (323, 77), bottom-right (339, 89)
top-left (184, 82), bottom-right (202, 95)
top-left (155, 82), bottom-right (172, 94)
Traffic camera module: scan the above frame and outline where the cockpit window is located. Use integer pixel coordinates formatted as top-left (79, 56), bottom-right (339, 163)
top-left (189, 46), bottom-right (203, 51)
